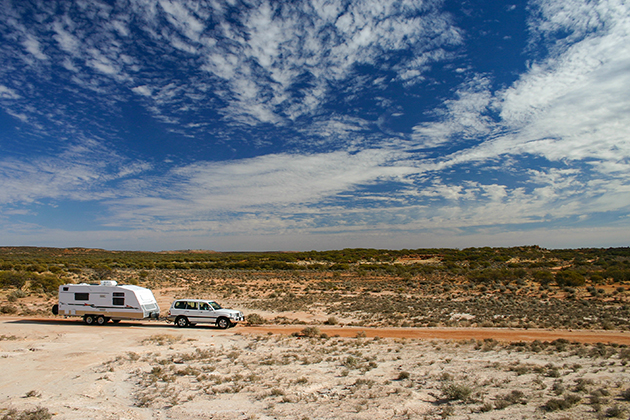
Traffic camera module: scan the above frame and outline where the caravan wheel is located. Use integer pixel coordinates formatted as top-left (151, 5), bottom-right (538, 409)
top-left (84, 315), bottom-right (95, 325)
top-left (96, 316), bottom-right (107, 325)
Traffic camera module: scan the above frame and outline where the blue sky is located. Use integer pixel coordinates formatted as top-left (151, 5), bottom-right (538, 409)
top-left (1, 0), bottom-right (629, 251)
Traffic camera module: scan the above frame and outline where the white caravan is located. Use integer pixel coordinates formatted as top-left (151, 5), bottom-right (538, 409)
top-left (52, 281), bottom-right (160, 325)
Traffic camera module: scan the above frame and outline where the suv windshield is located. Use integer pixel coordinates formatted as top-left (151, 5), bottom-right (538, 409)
top-left (209, 301), bottom-right (221, 310)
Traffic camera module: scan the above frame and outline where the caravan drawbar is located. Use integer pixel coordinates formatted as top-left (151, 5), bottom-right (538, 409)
top-left (52, 281), bottom-right (160, 325)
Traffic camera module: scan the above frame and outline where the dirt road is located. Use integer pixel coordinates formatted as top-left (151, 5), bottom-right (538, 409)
top-left (5, 316), bottom-right (630, 344)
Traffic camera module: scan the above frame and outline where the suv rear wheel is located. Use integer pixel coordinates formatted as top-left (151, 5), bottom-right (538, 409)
top-left (175, 316), bottom-right (189, 328)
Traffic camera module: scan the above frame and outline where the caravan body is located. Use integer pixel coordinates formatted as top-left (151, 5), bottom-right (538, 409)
top-left (54, 281), bottom-right (160, 325)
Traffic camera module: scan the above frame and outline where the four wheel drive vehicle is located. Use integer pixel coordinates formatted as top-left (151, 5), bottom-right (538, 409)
top-left (167, 299), bottom-right (244, 329)
top-left (52, 281), bottom-right (160, 325)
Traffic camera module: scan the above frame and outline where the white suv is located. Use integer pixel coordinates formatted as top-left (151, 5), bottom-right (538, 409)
top-left (167, 299), bottom-right (244, 329)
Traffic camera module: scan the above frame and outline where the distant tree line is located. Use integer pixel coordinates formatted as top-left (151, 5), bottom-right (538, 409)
top-left (1, 246), bottom-right (629, 289)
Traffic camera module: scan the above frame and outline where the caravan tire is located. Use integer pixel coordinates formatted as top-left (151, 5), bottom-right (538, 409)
top-left (96, 316), bottom-right (107, 325)
top-left (175, 316), bottom-right (189, 328)
top-left (217, 317), bottom-right (230, 330)
top-left (84, 315), bottom-right (95, 325)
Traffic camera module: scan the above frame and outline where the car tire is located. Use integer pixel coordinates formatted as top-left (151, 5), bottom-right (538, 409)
top-left (175, 316), bottom-right (189, 328)
top-left (217, 317), bottom-right (230, 329)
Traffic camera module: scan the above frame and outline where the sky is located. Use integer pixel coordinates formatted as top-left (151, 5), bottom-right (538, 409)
top-left (1, 0), bottom-right (629, 252)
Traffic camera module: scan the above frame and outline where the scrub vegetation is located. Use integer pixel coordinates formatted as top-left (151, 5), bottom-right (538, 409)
top-left (1, 246), bottom-right (630, 419)
top-left (1, 246), bottom-right (628, 330)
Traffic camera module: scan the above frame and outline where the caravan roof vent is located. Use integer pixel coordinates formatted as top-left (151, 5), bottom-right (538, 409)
top-left (101, 280), bottom-right (118, 286)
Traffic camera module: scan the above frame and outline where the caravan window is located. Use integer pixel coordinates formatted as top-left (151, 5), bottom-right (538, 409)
top-left (112, 292), bottom-right (125, 306)
top-left (75, 293), bottom-right (89, 301)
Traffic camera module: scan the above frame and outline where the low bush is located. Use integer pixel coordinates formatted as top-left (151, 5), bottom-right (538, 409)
top-left (441, 382), bottom-right (473, 402)
top-left (1, 407), bottom-right (52, 420)
top-left (604, 405), bottom-right (626, 418)
top-left (0, 305), bottom-right (18, 314)
top-left (543, 394), bottom-right (581, 411)
top-left (397, 371), bottom-right (410, 380)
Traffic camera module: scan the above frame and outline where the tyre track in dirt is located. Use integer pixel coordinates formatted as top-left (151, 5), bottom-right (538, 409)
top-left (242, 325), bottom-right (630, 344)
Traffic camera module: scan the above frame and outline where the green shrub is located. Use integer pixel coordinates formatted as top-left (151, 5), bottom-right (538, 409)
top-left (0, 305), bottom-right (18, 314)
top-left (555, 270), bottom-right (585, 287)
top-left (29, 274), bottom-right (65, 293)
top-left (533, 271), bottom-right (554, 285)
top-left (0, 271), bottom-right (29, 288)
top-left (246, 313), bottom-right (266, 325)
top-left (300, 326), bottom-right (321, 338)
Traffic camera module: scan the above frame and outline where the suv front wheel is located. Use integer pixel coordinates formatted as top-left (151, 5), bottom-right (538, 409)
top-left (216, 317), bottom-right (230, 329)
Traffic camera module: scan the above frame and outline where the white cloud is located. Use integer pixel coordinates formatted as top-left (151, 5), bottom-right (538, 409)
top-left (132, 85), bottom-right (153, 97)
top-left (412, 76), bottom-right (494, 148)
top-left (159, 0), bottom-right (205, 43)
top-left (22, 35), bottom-right (48, 60)
top-left (489, 0), bottom-right (630, 164)
top-left (0, 138), bottom-right (151, 206)
top-left (410, 0), bottom-right (630, 209)
top-left (1, 0), bottom-right (629, 251)
top-left (109, 148), bottom-right (412, 219)
top-left (191, 0), bottom-right (462, 124)
top-left (52, 21), bottom-right (81, 55)
top-left (0, 85), bottom-right (20, 99)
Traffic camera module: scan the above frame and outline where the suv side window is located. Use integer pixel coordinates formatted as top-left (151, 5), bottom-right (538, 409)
top-left (174, 301), bottom-right (187, 309)
top-left (199, 302), bottom-right (209, 310)
top-left (186, 301), bottom-right (198, 310)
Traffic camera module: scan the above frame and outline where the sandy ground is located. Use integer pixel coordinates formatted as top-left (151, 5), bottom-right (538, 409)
top-left (2, 316), bottom-right (630, 419)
